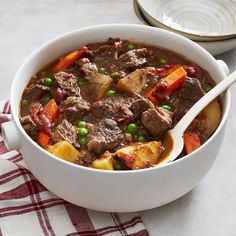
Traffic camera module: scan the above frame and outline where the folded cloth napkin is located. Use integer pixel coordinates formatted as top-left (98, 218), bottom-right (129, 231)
top-left (0, 100), bottom-right (149, 236)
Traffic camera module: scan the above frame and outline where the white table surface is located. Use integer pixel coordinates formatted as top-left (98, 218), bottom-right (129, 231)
top-left (1, 0), bottom-right (235, 235)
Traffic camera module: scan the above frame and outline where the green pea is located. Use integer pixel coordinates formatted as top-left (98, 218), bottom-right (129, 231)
top-left (125, 132), bottom-right (132, 142)
top-left (111, 71), bottom-right (119, 78)
top-left (43, 94), bottom-right (50, 102)
top-left (43, 77), bottom-right (53, 87)
top-left (138, 136), bottom-right (146, 142)
top-left (127, 42), bottom-right (135, 50)
top-left (160, 105), bottom-right (171, 111)
top-left (107, 90), bottom-right (116, 97)
top-left (78, 78), bottom-right (84, 86)
top-left (98, 67), bottom-right (106, 74)
top-left (102, 59), bottom-right (108, 65)
top-left (77, 120), bottom-right (86, 128)
top-left (78, 127), bottom-right (89, 136)
top-left (21, 99), bottom-right (28, 106)
top-left (159, 58), bottom-right (166, 65)
top-left (114, 159), bottom-right (122, 170)
top-left (79, 137), bottom-right (87, 146)
top-left (203, 84), bottom-right (212, 93)
top-left (127, 123), bottom-right (138, 134)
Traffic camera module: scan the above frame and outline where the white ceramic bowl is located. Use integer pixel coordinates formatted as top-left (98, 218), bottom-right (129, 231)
top-left (137, 0), bottom-right (236, 41)
top-left (133, 0), bottom-right (236, 56)
top-left (1, 24), bottom-right (230, 212)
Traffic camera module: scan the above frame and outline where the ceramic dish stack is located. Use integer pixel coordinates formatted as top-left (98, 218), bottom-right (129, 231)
top-left (134, 0), bottom-right (236, 55)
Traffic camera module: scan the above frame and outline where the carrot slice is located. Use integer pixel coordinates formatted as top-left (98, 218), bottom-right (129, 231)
top-left (184, 131), bottom-right (201, 154)
top-left (146, 86), bottom-right (159, 105)
top-left (146, 66), bottom-right (187, 105)
top-left (43, 99), bottom-right (59, 123)
top-left (38, 131), bottom-right (51, 147)
top-left (164, 67), bottom-right (187, 94)
top-left (53, 46), bottom-right (88, 73)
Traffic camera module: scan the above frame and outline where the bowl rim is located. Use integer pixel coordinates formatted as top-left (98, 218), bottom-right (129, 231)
top-left (136, 0), bottom-right (236, 42)
top-left (11, 23), bottom-right (231, 175)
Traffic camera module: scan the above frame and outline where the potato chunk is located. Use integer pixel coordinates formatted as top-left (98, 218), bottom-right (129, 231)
top-left (117, 68), bottom-right (153, 93)
top-left (48, 141), bottom-right (80, 163)
top-left (91, 152), bottom-right (114, 170)
top-left (115, 141), bottom-right (163, 169)
top-left (84, 72), bottom-right (112, 101)
top-left (200, 99), bottom-right (221, 139)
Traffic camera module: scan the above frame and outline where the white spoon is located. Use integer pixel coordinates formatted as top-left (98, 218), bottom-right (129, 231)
top-left (159, 70), bottom-right (236, 166)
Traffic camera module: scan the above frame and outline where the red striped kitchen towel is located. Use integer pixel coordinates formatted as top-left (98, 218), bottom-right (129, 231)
top-left (0, 100), bottom-right (149, 236)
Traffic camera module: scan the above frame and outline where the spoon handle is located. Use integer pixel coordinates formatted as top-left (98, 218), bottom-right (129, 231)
top-left (174, 70), bottom-right (236, 134)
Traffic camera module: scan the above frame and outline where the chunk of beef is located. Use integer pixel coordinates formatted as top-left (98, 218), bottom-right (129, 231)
top-left (86, 38), bottom-right (119, 56)
top-left (169, 77), bottom-right (206, 124)
top-left (29, 102), bottom-right (51, 134)
top-left (59, 96), bottom-right (90, 123)
top-left (24, 84), bottom-right (50, 100)
top-left (142, 108), bottom-right (172, 136)
top-left (77, 58), bottom-right (98, 74)
top-left (51, 119), bottom-right (79, 148)
top-left (118, 48), bottom-right (149, 70)
top-left (76, 149), bottom-right (97, 166)
top-left (131, 97), bottom-right (154, 118)
top-left (86, 43), bottom-right (110, 56)
top-left (82, 112), bottom-right (101, 125)
top-left (82, 72), bottom-right (112, 102)
top-left (179, 77), bottom-right (205, 107)
top-left (91, 93), bottom-right (141, 123)
top-left (54, 71), bottom-right (80, 96)
top-left (20, 115), bottom-right (38, 137)
top-left (87, 118), bottom-right (123, 154)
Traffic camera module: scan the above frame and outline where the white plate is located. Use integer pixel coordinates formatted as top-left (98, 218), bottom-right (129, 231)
top-left (133, 0), bottom-right (236, 55)
top-left (137, 0), bottom-right (236, 41)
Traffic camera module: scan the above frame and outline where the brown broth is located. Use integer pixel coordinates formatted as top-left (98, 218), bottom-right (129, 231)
top-left (19, 38), bottom-right (219, 170)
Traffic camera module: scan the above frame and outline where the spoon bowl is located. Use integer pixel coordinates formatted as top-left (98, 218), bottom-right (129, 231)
top-left (159, 69), bottom-right (236, 166)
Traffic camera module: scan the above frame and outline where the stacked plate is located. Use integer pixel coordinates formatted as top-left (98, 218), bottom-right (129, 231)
top-left (134, 0), bottom-right (236, 55)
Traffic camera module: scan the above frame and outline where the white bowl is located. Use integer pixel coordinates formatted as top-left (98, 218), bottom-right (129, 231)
top-left (137, 0), bottom-right (236, 41)
top-left (1, 24), bottom-right (230, 212)
top-left (133, 0), bottom-right (236, 56)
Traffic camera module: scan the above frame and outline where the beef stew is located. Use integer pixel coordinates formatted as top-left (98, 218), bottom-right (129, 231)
top-left (19, 38), bottom-right (221, 170)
